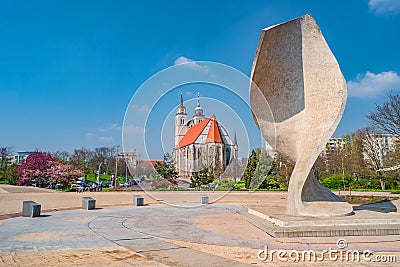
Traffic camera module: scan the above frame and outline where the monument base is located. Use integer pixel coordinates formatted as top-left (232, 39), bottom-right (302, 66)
top-left (297, 201), bottom-right (354, 217)
top-left (245, 200), bottom-right (400, 238)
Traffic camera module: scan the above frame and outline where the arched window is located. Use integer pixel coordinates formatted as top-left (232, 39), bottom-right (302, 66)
top-left (180, 117), bottom-right (185, 124)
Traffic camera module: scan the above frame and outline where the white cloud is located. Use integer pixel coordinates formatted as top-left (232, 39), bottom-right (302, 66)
top-left (123, 125), bottom-right (145, 135)
top-left (99, 123), bottom-right (122, 132)
top-left (369, 0), bottom-right (400, 15)
top-left (108, 123), bottom-right (120, 130)
top-left (85, 132), bottom-right (96, 138)
top-left (98, 136), bottom-right (113, 142)
top-left (347, 71), bottom-right (400, 98)
top-left (174, 56), bottom-right (208, 72)
top-left (131, 105), bottom-right (150, 113)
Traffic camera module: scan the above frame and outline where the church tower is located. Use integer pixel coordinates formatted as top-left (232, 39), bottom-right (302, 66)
top-left (193, 92), bottom-right (205, 125)
top-left (233, 132), bottom-right (238, 160)
top-left (175, 93), bottom-right (187, 147)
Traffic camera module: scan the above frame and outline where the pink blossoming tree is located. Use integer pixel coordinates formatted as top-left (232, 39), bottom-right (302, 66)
top-left (18, 152), bottom-right (82, 187)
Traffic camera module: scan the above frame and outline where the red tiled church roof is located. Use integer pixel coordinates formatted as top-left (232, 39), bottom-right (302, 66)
top-left (176, 117), bottom-right (211, 149)
top-left (138, 160), bottom-right (163, 166)
top-left (176, 115), bottom-right (224, 149)
top-left (206, 116), bottom-right (223, 143)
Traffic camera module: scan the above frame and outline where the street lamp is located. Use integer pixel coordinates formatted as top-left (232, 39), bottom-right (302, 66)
top-left (97, 161), bottom-right (105, 185)
top-left (279, 161), bottom-right (288, 186)
top-left (342, 154), bottom-right (346, 192)
top-left (115, 145), bottom-right (120, 188)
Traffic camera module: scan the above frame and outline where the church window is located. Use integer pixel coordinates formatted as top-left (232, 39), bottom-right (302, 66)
top-left (180, 117), bottom-right (185, 124)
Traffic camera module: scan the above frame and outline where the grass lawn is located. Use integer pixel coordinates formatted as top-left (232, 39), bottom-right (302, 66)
top-left (84, 173), bottom-right (127, 183)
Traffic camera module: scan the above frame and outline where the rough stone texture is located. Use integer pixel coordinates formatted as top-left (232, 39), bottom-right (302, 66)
top-left (201, 195), bottom-right (209, 204)
top-left (22, 201), bottom-right (41, 217)
top-left (133, 195), bottom-right (144, 206)
top-left (250, 14), bottom-right (353, 216)
top-left (82, 197), bottom-right (96, 210)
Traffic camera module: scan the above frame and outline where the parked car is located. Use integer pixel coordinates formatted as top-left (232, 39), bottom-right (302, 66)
top-left (54, 183), bottom-right (63, 189)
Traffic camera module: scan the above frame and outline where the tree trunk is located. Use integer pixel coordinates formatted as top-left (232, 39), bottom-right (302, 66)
top-left (379, 177), bottom-right (386, 190)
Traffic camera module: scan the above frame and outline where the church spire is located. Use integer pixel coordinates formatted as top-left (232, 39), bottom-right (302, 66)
top-left (180, 92), bottom-right (184, 107)
top-left (196, 92), bottom-right (201, 109)
top-left (193, 92), bottom-right (204, 124)
top-left (233, 132), bottom-right (237, 145)
top-left (176, 93), bottom-right (186, 115)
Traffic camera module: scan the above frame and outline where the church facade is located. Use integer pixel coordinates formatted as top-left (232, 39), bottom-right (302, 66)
top-left (172, 93), bottom-right (238, 180)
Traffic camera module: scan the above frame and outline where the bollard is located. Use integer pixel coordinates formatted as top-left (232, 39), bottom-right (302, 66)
top-left (82, 197), bottom-right (96, 210)
top-left (22, 201), bottom-right (41, 217)
top-left (133, 195), bottom-right (144, 206)
top-left (201, 195), bottom-right (209, 204)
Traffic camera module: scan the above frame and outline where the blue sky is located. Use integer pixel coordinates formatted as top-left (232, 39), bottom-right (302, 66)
top-left (1, 0), bottom-right (400, 159)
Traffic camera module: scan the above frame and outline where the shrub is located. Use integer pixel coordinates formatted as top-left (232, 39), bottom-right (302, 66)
top-left (216, 179), bottom-right (236, 190)
top-left (320, 174), bottom-right (353, 190)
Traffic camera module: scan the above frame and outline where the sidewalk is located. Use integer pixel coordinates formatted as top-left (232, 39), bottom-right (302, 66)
top-left (1, 185), bottom-right (399, 266)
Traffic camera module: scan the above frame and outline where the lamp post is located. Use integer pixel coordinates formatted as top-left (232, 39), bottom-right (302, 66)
top-left (115, 145), bottom-right (120, 188)
top-left (125, 159), bottom-right (128, 183)
top-left (97, 162), bottom-right (105, 186)
top-left (342, 154), bottom-right (346, 192)
top-left (279, 161), bottom-right (288, 186)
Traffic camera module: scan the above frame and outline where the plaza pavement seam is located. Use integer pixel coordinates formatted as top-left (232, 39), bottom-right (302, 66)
top-left (85, 205), bottom-right (252, 266)
top-left (221, 204), bottom-right (276, 238)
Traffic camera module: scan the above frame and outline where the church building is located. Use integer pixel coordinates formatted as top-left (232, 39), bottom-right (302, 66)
top-left (173, 93), bottom-right (238, 179)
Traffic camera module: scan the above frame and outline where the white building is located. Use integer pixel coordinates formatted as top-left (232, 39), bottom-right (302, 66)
top-left (363, 133), bottom-right (397, 166)
top-left (119, 149), bottom-right (137, 175)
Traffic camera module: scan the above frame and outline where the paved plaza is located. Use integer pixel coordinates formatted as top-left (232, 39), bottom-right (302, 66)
top-left (1, 185), bottom-right (400, 266)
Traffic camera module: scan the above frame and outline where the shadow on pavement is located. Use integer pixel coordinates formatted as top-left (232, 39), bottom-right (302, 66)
top-left (353, 200), bottom-right (397, 213)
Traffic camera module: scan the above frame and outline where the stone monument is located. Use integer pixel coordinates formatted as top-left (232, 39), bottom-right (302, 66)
top-left (250, 14), bottom-right (353, 216)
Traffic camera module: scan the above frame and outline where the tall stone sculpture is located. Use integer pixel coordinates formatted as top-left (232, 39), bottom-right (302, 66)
top-left (250, 14), bottom-right (353, 216)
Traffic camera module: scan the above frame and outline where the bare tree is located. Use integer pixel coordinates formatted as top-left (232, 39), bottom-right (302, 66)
top-left (345, 133), bottom-right (369, 179)
top-left (356, 126), bottom-right (395, 190)
top-left (0, 147), bottom-right (13, 172)
top-left (70, 148), bottom-right (95, 173)
top-left (53, 150), bottom-right (70, 163)
top-left (367, 93), bottom-right (400, 138)
top-left (92, 147), bottom-right (115, 174)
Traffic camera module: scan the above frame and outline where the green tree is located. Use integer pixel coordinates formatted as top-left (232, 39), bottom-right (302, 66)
top-left (0, 147), bottom-right (13, 173)
top-left (1, 164), bottom-right (18, 185)
top-left (153, 153), bottom-right (179, 185)
top-left (190, 166), bottom-right (214, 189)
top-left (243, 149), bottom-right (258, 189)
top-left (320, 174), bottom-right (354, 190)
top-left (242, 148), bottom-right (274, 189)
top-left (275, 153), bottom-right (294, 186)
top-left (254, 153), bottom-right (275, 189)
top-left (260, 175), bottom-right (282, 190)
top-left (70, 148), bottom-right (95, 175)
